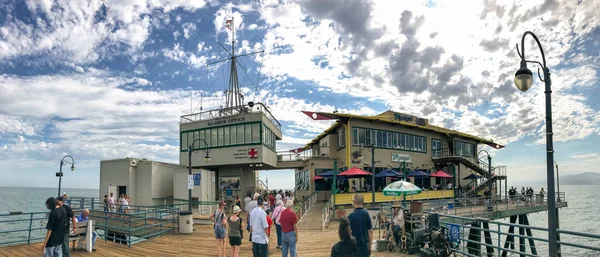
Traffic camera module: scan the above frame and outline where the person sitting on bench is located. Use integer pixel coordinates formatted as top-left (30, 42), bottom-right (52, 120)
top-left (75, 209), bottom-right (97, 251)
top-left (391, 204), bottom-right (404, 245)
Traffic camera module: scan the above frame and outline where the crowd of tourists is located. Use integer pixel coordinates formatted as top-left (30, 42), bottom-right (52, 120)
top-left (211, 190), bottom-right (298, 257)
top-left (42, 193), bottom-right (97, 257)
top-left (508, 187), bottom-right (545, 205)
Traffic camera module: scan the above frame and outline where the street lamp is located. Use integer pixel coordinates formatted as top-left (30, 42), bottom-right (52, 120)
top-left (513, 31), bottom-right (558, 256)
top-left (57, 155), bottom-right (75, 197)
top-left (188, 138), bottom-right (210, 212)
top-left (355, 138), bottom-right (376, 205)
top-left (477, 150), bottom-right (492, 211)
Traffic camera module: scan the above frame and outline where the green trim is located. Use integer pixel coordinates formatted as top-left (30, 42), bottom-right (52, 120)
top-left (351, 126), bottom-right (427, 153)
top-left (180, 121), bottom-right (262, 152)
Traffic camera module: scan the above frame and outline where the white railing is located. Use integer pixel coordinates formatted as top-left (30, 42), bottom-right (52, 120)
top-left (295, 192), bottom-right (317, 224)
top-left (180, 102), bottom-right (281, 130)
top-left (322, 195), bottom-right (332, 231)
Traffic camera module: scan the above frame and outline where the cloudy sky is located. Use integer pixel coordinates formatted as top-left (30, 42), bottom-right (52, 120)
top-left (0, 0), bottom-right (599, 190)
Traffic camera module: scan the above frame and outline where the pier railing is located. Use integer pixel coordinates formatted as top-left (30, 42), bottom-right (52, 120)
top-left (321, 195), bottom-right (333, 231)
top-left (294, 192), bottom-right (317, 224)
top-left (180, 102), bottom-right (282, 130)
top-left (0, 212), bottom-right (49, 246)
top-left (431, 212), bottom-right (600, 256)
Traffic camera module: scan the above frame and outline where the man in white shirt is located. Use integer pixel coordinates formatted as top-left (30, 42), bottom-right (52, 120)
top-left (250, 196), bottom-right (269, 257)
top-left (244, 194), bottom-right (252, 210)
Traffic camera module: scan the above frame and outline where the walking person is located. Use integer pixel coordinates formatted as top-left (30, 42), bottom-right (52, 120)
top-left (107, 193), bottom-right (116, 214)
top-left (247, 193), bottom-right (260, 241)
top-left (228, 206), bottom-right (244, 257)
top-left (272, 200), bottom-right (284, 249)
top-left (540, 188), bottom-right (545, 202)
top-left (210, 201), bottom-right (227, 257)
top-left (348, 194), bottom-right (373, 257)
top-left (280, 200), bottom-right (298, 257)
top-left (56, 196), bottom-right (76, 257)
top-left (42, 197), bottom-right (67, 257)
top-left (330, 217), bottom-right (357, 257)
top-left (250, 196), bottom-right (269, 257)
top-left (235, 195), bottom-right (242, 208)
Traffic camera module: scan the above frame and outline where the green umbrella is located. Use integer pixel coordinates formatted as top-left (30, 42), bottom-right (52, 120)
top-left (383, 180), bottom-right (422, 196)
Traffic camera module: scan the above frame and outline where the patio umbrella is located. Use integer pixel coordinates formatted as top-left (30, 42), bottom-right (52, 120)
top-left (312, 175), bottom-right (324, 180)
top-left (338, 167), bottom-right (372, 177)
top-left (463, 174), bottom-right (481, 180)
top-left (431, 170), bottom-right (453, 178)
top-left (374, 168), bottom-right (402, 178)
top-left (407, 169), bottom-right (430, 188)
top-left (383, 180), bottom-right (423, 196)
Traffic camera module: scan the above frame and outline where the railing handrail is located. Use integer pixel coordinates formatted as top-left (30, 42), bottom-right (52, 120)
top-left (179, 102), bottom-right (282, 129)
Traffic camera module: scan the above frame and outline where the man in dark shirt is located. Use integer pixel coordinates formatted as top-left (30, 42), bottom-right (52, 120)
top-left (56, 196), bottom-right (76, 257)
top-left (347, 194), bottom-right (373, 257)
top-left (42, 197), bottom-right (68, 257)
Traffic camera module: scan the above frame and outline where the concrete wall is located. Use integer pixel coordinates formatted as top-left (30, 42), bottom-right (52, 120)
top-left (99, 159), bottom-right (131, 201)
top-left (135, 162), bottom-right (153, 206)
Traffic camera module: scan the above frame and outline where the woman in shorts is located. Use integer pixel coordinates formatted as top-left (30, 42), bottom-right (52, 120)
top-left (210, 201), bottom-right (227, 257)
top-left (228, 206), bottom-right (243, 257)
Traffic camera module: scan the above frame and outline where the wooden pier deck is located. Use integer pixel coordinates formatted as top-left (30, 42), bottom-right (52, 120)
top-left (1, 220), bottom-right (409, 257)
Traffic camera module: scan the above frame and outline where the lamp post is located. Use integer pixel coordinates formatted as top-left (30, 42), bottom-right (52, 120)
top-left (554, 161), bottom-right (562, 257)
top-left (477, 150), bottom-right (492, 211)
top-left (57, 155), bottom-right (75, 197)
top-left (513, 31), bottom-right (558, 256)
top-left (188, 138), bottom-right (210, 212)
top-left (356, 138), bottom-right (376, 205)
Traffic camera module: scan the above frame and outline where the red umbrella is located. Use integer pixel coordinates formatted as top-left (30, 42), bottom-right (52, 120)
top-left (312, 175), bottom-right (324, 180)
top-left (431, 170), bottom-right (453, 178)
top-left (338, 167), bottom-right (372, 177)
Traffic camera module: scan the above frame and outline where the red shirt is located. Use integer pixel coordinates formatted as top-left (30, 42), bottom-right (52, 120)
top-left (269, 195), bottom-right (275, 206)
top-left (279, 209), bottom-right (297, 233)
top-left (266, 216), bottom-right (273, 235)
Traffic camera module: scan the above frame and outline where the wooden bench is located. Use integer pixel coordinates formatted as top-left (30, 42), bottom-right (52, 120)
top-left (68, 220), bottom-right (95, 252)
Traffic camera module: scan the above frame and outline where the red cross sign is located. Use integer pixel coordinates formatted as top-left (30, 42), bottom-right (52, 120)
top-left (248, 148), bottom-right (258, 158)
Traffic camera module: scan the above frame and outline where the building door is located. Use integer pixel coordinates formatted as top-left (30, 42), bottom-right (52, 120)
top-left (432, 139), bottom-right (443, 158)
top-left (117, 186), bottom-right (127, 197)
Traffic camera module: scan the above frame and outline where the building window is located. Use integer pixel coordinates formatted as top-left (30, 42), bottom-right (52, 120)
top-left (252, 123), bottom-right (260, 143)
top-left (432, 139), bottom-right (442, 158)
top-left (263, 125), bottom-right (276, 151)
top-left (217, 127), bottom-right (224, 146)
top-left (181, 132), bottom-right (188, 150)
top-left (455, 141), bottom-right (476, 157)
top-left (350, 127), bottom-right (428, 153)
top-left (224, 126), bottom-right (230, 145)
top-left (338, 128), bottom-right (346, 149)
top-left (295, 169), bottom-right (310, 190)
top-left (237, 125), bottom-right (244, 144)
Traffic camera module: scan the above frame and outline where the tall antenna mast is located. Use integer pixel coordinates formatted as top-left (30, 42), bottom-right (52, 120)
top-left (208, 17), bottom-right (264, 113)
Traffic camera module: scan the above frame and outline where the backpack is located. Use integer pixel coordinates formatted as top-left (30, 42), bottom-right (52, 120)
top-left (213, 210), bottom-right (224, 229)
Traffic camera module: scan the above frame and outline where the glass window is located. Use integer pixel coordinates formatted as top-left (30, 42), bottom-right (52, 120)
top-left (252, 123), bottom-right (260, 143)
top-left (399, 134), bottom-right (405, 149)
top-left (352, 128), bottom-right (358, 145)
top-left (217, 127), bottom-right (224, 146)
top-left (338, 128), bottom-right (345, 148)
top-left (358, 128), bottom-right (366, 145)
top-left (182, 132), bottom-right (188, 150)
top-left (210, 129), bottom-right (217, 147)
top-left (245, 124), bottom-right (252, 143)
top-left (194, 131), bottom-right (200, 148)
top-left (387, 132), bottom-right (392, 148)
top-left (381, 132), bottom-right (387, 148)
top-left (237, 125), bottom-right (244, 144)
top-left (393, 133), bottom-right (398, 148)
top-left (377, 131), bottom-right (383, 147)
top-left (230, 126), bottom-right (237, 145)
top-left (224, 126), bottom-right (230, 145)
top-left (370, 130), bottom-right (377, 146)
top-left (188, 132), bottom-right (193, 148)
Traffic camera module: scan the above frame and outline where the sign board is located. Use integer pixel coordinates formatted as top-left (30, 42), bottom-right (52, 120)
top-left (187, 175), bottom-right (194, 189)
top-left (391, 153), bottom-right (411, 163)
top-left (207, 117), bottom-right (245, 126)
top-left (193, 174), bottom-right (201, 186)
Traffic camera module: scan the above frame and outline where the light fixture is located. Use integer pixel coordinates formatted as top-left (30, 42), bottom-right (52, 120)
top-left (204, 154), bottom-right (210, 162)
top-left (514, 60), bottom-right (533, 92)
top-left (70, 165), bottom-right (75, 171)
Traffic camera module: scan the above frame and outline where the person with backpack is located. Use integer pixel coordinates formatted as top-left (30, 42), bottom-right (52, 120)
top-left (210, 201), bottom-right (227, 257)
top-left (228, 206), bottom-right (244, 257)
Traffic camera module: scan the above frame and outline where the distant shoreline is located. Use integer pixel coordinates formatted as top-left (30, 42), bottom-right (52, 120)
top-left (0, 186), bottom-right (99, 190)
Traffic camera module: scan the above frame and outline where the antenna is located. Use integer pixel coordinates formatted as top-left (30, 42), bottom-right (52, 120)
top-left (207, 17), bottom-right (264, 113)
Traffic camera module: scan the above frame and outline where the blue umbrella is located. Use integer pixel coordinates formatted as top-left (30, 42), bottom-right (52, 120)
top-left (463, 174), bottom-right (481, 180)
top-left (407, 169), bottom-right (430, 177)
top-left (374, 168), bottom-right (402, 178)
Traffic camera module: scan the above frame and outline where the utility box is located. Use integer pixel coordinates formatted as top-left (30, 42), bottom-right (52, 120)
top-left (174, 168), bottom-right (216, 214)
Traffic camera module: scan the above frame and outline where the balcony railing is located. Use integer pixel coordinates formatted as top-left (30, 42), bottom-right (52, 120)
top-left (180, 102), bottom-right (281, 130)
top-left (277, 151), bottom-right (331, 162)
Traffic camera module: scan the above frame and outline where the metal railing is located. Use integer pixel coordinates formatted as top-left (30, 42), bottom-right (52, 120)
top-left (430, 212), bottom-right (600, 257)
top-left (321, 195), bottom-right (333, 231)
top-left (180, 102), bottom-right (282, 130)
top-left (0, 212), bottom-right (50, 246)
top-left (294, 192), bottom-right (317, 224)
top-left (91, 207), bottom-right (179, 247)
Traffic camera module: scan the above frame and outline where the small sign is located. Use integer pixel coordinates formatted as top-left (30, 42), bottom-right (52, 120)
top-left (207, 117), bottom-right (245, 126)
top-left (392, 153), bottom-right (411, 163)
top-left (194, 174), bottom-right (201, 186)
top-left (188, 175), bottom-right (194, 189)
top-left (393, 113), bottom-right (414, 122)
top-left (448, 223), bottom-right (461, 243)
top-left (248, 148), bottom-right (258, 158)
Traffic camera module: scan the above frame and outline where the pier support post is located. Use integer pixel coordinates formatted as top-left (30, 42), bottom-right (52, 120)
top-left (467, 221), bottom-right (482, 256)
top-left (523, 215), bottom-right (538, 255)
top-left (501, 215), bottom-right (517, 257)
top-left (482, 221), bottom-right (494, 257)
top-left (519, 215), bottom-right (526, 257)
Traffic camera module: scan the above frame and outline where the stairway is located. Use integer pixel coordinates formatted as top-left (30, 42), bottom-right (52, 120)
top-left (435, 156), bottom-right (507, 180)
top-left (297, 202), bottom-right (327, 230)
top-left (467, 175), bottom-right (503, 196)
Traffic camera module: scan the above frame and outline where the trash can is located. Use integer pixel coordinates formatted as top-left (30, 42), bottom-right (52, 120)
top-left (179, 211), bottom-right (194, 234)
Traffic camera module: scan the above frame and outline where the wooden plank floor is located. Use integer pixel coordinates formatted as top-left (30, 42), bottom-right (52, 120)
top-left (2, 221), bottom-right (410, 256)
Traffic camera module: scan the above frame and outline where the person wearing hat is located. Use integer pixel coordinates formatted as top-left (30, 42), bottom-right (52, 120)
top-left (391, 204), bottom-right (404, 246)
top-left (56, 196), bottom-right (76, 257)
top-left (249, 196), bottom-right (269, 257)
top-left (228, 206), bottom-right (244, 257)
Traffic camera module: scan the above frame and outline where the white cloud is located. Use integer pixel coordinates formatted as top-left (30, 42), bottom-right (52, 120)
top-left (183, 22), bottom-right (198, 39)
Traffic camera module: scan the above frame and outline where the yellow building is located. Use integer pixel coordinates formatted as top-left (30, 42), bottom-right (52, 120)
top-left (287, 110), bottom-right (506, 204)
